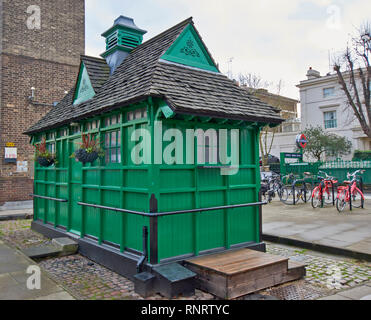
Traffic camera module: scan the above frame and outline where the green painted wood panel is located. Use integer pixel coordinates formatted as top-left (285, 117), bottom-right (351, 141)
top-left (46, 184), bottom-right (56, 224)
top-left (102, 190), bottom-right (121, 245)
top-left (197, 191), bottom-right (225, 252)
top-left (158, 192), bottom-right (194, 260)
top-left (69, 139), bottom-right (82, 235)
top-left (57, 186), bottom-right (69, 227)
top-left (124, 192), bottom-right (149, 252)
top-left (70, 184), bottom-right (82, 235)
top-left (228, 188), bottom-right (257, 246)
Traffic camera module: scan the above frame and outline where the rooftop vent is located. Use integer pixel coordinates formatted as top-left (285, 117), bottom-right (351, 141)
top-left (101, 16), bottom-right (147, 75)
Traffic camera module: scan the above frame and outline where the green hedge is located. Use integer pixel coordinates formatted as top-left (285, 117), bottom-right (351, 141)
top-left (353, 150), bottom-right (371, 161)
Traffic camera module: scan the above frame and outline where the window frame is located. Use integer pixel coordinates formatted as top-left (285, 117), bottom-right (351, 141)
top-left (323, 87), bottom-right (335, 98)
top-left (324, 110), bottom-right (337, 129)
top-left (104, 129), bottom-right (122, 165)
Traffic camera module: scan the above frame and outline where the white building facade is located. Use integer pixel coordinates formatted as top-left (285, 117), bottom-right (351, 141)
top-left (297, 68), bottom-right (371, 160)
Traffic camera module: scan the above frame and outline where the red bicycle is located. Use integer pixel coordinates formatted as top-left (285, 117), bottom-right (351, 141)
top-left (311, 171), bottom-right (338, 208)
top-left (336, 170), bottom-right (365, 212)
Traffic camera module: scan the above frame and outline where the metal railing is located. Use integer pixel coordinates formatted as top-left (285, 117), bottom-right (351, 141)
top-left (30, 194), bottom-right (68, 203)
top-left (77, 201), bottom-right (267, 217)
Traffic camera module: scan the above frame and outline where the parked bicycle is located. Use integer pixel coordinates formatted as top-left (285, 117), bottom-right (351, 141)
top-left (336, 170), bottom-right (365, 212)
top-left (260, 172), bottom-right (284, 203)
top-left (280, 173), bottom-right (312, 205)
top-left (311, 171), bottom-right (338, 209)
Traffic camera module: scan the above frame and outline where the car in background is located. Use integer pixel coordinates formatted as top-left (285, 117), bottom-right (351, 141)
top-left (259, 154), bottom-right (280, 166)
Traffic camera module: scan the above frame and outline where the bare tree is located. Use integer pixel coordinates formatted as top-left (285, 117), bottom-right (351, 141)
top-left (238, 73), bottom-right (271, 93)
top-left (333, 22), bottom-right (371, 138)
top-left (238, 73), bottom-right (286, 169)
top-left (259, 81), bottom-right (285, 169)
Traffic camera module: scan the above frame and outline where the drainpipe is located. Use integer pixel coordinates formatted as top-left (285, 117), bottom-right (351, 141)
top-left (137, 226), bottom-right (148, 273)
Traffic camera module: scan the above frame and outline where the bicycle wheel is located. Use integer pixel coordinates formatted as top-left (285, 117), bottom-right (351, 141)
top-left (311, 187), bottom-right (321, 209)
top-left (351, 188), bottom-right (364, 209)
top-left (323, 189), bottom-right (334, 205)
top-left (280, 186), bottom-right (295, 205)
top-left (304, 183), bottom-right (313, 202)
top-left (336, 190), bottom-right (347, 213)
top-left (275, 182), bottom-right (284, 199)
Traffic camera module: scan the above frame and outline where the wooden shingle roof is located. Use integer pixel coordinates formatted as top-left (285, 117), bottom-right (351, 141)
top-left (81, 55), bottom-right (110, 92)
top-left (25, 17), bottom-right (282, 135)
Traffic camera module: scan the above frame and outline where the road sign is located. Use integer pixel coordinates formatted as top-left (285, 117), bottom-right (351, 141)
top-left (296, 134), bottom-right (308, 149)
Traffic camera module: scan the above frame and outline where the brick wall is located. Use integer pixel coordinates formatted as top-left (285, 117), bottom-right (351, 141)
top-left (0, 0), bottom-right (85, 205)
top-left (1, 0), bottom-right (85, 65)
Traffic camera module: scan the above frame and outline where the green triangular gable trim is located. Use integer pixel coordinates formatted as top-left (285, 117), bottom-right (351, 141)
top-left (73, 62), bottom-right (96, 105)
top-left (161, 24), bottom-right (219, 73)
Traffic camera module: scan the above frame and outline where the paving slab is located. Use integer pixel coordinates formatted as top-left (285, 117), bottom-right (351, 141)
top-left (0, 241), bottom-right (74, 300)
top-left (35, 292), bottom-right (75, 300)
top-left (337, 286), bottom-right (371, 300)
top-left (263, 199), bottom-right (371, 258)
top-left (318, 294), bottom-right (352, 300)
top-left (0, 209), bottom-right (33, 221)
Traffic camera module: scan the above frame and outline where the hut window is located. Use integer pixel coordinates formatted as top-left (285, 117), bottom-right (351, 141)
top-left (86, 120), bottom-right (99, 131)
top-left (105, 114), bottom-right (121, 127)
top-left (127, 108), bottom-right (147, 122)
top-left (47, 142), bottom-right (56, 154)
top-left (59, 128), bottom-right (68, 137)
top-left (104, 130), bottom-right (121, 164)
top-left (71, 125), bottom-right (81, 135)
top-left (46, 132), bottom-right (56, 140)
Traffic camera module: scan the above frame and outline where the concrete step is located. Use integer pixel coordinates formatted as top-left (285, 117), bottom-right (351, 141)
top-left (22, 245), bottom-right (63, 259)
top-left (52, 237), bottom-right (78, 255)
top-left (22, 238), bottom-right (78, 259)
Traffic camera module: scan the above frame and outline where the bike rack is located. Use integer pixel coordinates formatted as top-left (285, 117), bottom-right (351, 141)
top-left (349, 185), bottom-right (353, 211)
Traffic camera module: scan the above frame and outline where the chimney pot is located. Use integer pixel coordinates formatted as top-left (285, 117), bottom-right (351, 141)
top-left (306, 68), bottom-right (320, 80)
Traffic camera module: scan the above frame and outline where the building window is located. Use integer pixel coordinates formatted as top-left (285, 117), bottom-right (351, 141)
top-left (59, 128), bottom-right (68, 137)
top-left (71, 124), bottom-right (81, 135)
top-left (323, 87), bottom-right (335, 98)
top-left (86, 120), bottom-right (100, 131)
top-left (46, 142), bottom-right (56, 154)
top-left (46, 132), bottom-right (56, 141)
top-left (105, 114), bottom-right (121, 127)
top-left (324, 111), bottom-right (337, 129)
top-left (127, 107), bottom-right (147, 121)
top-left (105, 130), bottom-right (121, 164)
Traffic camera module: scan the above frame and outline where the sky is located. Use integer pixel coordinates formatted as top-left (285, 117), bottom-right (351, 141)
top-left (85, 0), bottom-right (371, 100)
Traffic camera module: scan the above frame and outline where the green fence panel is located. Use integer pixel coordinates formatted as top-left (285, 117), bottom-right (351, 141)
top-left (320, 160), bottom-right (371, 184)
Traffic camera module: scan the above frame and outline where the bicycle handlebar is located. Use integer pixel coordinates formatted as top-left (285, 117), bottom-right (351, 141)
top-left (347, 170), bottom-right (366, 180)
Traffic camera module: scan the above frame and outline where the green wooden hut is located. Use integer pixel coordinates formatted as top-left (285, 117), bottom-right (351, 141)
top-left (25, 16), bottom-right (283, 280)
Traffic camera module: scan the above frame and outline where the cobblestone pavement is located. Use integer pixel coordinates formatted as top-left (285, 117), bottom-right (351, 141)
top-left (39, 255), bottom-right (214, 300)
top-left (266, 244), bottom-right (371, 291)
top-left (0, 219), bottom-right (51, 250)
top-left (1, 219), bottom-right (370, 300)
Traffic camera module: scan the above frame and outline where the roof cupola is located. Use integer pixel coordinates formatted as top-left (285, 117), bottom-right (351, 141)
top-left (101, 16), bottom-right (147, 75)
